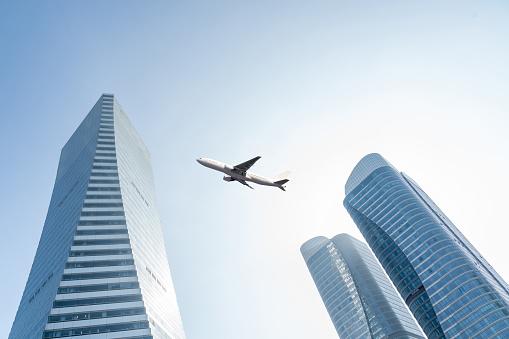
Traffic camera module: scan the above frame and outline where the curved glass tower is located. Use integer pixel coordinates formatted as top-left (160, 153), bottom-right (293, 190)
top-left (301, 234), bottom-right (425, 339)
top-left (343, 153), bottom-right (509, 339)
top-left (9, 94), bottom-right (185, 339)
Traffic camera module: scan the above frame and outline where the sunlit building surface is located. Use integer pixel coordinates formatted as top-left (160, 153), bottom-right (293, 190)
top-left (344, 153), bottom-right (509, 339)
top-left (301, 233), bottom-right (425, 339)
top-left (9, 94), bottom-right (186, 339)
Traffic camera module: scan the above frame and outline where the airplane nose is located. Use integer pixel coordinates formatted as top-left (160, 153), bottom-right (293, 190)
top-left (196, 158), bottom-right (204, 165)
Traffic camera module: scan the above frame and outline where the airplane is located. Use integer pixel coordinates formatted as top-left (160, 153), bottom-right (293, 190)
top-left (197, 156), bottom-right (290, 191)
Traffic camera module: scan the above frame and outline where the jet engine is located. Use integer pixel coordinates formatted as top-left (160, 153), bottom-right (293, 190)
top-left (223, 175), bottom-right (234, 182)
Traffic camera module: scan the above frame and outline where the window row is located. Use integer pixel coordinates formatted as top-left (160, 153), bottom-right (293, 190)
top-left (72, 238), bottom-right (130, 246)
top-left (70, 248), bottom-right (132, 257)
top-left (42, 320), bottom-right (149, 338)
top-left (90, 173), bottom-right (118, 178)
top-left (61, 270), bottom-right (137, 282)
top-left (94, 153), bottom-right (116, 157)
top-left (47, 306), bottom-right (145, 322)
top-left (96, 144), bottom-right (115, 149)
top-left (80, 210), bottom-right (124, 216)
top-left (77, 219), bottom-right (126, 226)
top-left (91, 165), bottom-right (118, 170)
top-left (75, 228), bottom-right (127, 236)
top-left (92, 159), bottom-right (117, 164)
top-left (65, 259), bottom-right (134, 269)
top-left (84, 194), bottom-right (122, 200)
top-left (86, 187), bottom-right (121, 192)
top-left (57, 282), bottom-right (139, 295)
top-left (90, 172), bottom-right (118, 177)
top-left (82, 202), bottom-right (122, 208)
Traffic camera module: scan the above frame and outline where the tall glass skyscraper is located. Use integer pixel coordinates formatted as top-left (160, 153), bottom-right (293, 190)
top-left (344, 153), bottom-right (509, 339)
top-left (9, 94), bottom-right (186, 339)
top-left (301, 233), bottom-right (425, 339)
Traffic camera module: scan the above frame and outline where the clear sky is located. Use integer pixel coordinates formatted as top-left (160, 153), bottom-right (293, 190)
top-left (1, 1), bottom-right (509, 338)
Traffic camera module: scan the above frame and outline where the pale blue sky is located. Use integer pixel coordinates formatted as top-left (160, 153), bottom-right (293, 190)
top-left (1, 1), bottom-right (509, 338)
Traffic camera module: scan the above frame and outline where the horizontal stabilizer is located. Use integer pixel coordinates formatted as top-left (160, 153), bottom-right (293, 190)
top-left (274, 179), bottom-right (289, 185)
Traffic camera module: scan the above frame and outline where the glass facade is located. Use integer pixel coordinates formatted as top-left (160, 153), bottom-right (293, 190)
top-left (344, 153), bottom-right (509, 339)
top-left (301, 234), bottom-right (425, 339)
top-left (9, 94), bottom-right (186, 339)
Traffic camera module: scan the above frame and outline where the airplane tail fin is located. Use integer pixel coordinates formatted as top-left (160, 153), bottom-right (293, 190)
top-left (272, 171), bottom-right (291, 181)
top-left (273, 171), bottom-right (290, 192)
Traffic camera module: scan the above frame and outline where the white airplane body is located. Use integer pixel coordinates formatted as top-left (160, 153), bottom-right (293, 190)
top-left (197, 156), bottom-right (290, 191)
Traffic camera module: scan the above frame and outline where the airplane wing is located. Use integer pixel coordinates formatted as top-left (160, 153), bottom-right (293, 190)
top-left (237, 179), bottom-right (254, 189)
top-left (233, 156), bottom-right (261, 173)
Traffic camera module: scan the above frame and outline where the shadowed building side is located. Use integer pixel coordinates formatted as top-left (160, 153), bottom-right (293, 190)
top-left (9, 99), bottom-right (102, 339)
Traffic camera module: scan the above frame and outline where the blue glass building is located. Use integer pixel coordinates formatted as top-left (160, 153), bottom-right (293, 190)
top-left (344, 153), bottom-right (509, 339)
top-left (9, 94), bottom-right (186, 339)
top-left (301, 234), bottom-right (425, 339)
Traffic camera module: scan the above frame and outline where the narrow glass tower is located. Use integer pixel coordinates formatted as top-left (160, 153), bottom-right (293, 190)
top-left (344, 153), bottom-right (509, 339)
top-left (301, 234), bottom-right (425, 339)
top-left (9, 94), bottom-right (186, 339)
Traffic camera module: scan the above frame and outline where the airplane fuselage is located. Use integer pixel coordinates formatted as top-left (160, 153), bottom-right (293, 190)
top-left (197, 158), bottom-right (287, 190)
